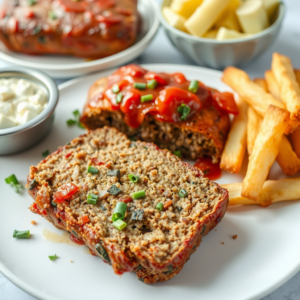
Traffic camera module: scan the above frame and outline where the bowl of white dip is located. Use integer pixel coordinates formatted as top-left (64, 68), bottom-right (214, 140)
top-left (0, 67), bottom-right (58, 155)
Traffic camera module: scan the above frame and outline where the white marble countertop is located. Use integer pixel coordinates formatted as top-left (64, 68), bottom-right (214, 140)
top-left (1, 0), bottom-right (300, 299)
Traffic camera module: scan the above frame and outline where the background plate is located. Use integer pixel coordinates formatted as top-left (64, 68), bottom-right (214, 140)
top-left (0, 0), bottom-right (159, 79)
top-left (0, 65), bottom-right (300, 300)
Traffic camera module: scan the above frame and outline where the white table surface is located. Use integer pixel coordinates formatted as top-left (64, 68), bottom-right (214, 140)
top-left (1, 0), bottom-right (300, 299)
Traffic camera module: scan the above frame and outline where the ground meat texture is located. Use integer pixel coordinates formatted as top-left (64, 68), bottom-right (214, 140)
top-left (0, 0), bottom-right (138, 58)
top-left (27, 127), bottom-right (228, 283)
top-left (80, 77), bottom-right (230, 163)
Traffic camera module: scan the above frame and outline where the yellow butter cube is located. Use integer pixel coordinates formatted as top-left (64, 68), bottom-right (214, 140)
top-left (236, 0), bottom-right (269, 34)
top-left (216, 27), bottom-right (251, 40)
top-left (215, 0), bottom-right (241, 31)
top-left (170, 0), bottom-right (204, 19)
top-left (185, 0), bottom-right (232, 37)
top-left (163, 7), bottom-right (187, 32)
top-left (202, 29), bottom-right (218, 39)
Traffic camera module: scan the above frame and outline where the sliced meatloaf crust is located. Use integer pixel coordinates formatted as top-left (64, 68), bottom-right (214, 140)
top-left (80, 65), bottom-right (231, 163)
top-left (27, 127), bottom-right (228, 283)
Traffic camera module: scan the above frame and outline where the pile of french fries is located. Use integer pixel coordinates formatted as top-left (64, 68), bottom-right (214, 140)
top-left (220, 53), bottom-right (300, 207)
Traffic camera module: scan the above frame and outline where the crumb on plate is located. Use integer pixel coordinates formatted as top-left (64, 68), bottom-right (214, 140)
top-left (232, 234), bottom-right (238, 240)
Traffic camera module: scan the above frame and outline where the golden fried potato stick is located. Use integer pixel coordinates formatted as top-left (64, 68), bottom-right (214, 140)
top-left (277, 135), bottom-right (300, 175)
top-left (222, 67), bottom-right (285, 117)
top-left (291, 125), bottom-right (300, 158)
top-left (222, 66), bottom-right (298, 134)
top-left (295, 69), bottom-right (300, 85)
top-left (220, 98), bottom-right (247, 173)
top-left (253, 78), bottom-right (268, 92)
top-left (271, 53), bottom-right (300, 120)
top-left (223, 178), bottom-right (300, 207)
top-left (242, 105), bottom-right (290, 201)
top-left (265, 70), bottom-right (281, 100)
top-left (247, 107), bottom-right (262, 155)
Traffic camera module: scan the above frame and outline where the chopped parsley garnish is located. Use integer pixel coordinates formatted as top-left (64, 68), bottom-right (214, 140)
top-left (66, 110), bottom-right (85, 129)
top-left (5, 174), bottom-right (23, 193)
top-left (42, 150), bottom-right (50, 157)
top-left (49, 254), bottom-right (58, 261)
top-left (177, 104), bottom-right (191, 120)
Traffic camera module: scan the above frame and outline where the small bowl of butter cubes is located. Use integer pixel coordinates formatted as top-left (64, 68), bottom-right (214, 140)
top-left (0, 67), bottom-right (58, 155)
top-left (159, 0), bottom-right (285, 68)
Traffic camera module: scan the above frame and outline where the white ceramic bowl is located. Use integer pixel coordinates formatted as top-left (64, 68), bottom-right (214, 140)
top-left (159, 0), bottom-right (285, 69)
top-left (0, 0), bottom-right (159, 79)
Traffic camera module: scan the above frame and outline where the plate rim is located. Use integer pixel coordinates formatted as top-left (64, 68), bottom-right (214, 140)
top-left (0, 0), bottom-right (159, 72)
top-left (1, 64), bottom-right (300, 300)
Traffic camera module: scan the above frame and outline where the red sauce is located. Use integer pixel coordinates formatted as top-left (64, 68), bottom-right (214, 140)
top-left (194, 158), bottom-right (222, 180)
top-left (69, 234), bottom-right (85, 245)
top-left (89, 64), bottom-right (237, 129)
top-left (58, 0), bottom-right (88, 13)
top-left (30, 203), bottom-right (47, 216)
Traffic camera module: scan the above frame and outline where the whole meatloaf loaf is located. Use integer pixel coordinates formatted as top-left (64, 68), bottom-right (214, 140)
top-left (0, 0), bottom-right (138, 58)
top-left (80, 64), bottom-right (233, 162)
top-left (27, 127), bottom-right (228, 283)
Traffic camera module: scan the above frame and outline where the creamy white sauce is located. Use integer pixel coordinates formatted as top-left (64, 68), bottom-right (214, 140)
top-left (0, 78), bottom-right (48, 129)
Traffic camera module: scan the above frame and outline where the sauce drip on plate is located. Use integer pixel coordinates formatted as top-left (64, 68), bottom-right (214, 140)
top-left (194, 157), bottom-right (222, 180)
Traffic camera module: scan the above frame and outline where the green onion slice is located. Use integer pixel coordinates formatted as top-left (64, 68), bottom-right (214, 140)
top-left (51, 201), bottom-right (57, 207)
top-left (141, 94), bottom-right (153, 103)
top-left (174, 150), bottom-right (182, 158)
top-left (128, 174), bottom-right (140, 183)
top-left (156, 202), bottom-right (163, 211)
top-left (112, 202), bottom-right (127, 222)
top-left (179, 189), bottom-right (188, 198)
top-left (177, 104), bottom-right (191, 120)
top-left (147, 79), bottom-right (158, 89)
top-left (42, 150), bottom-right (50, 157)
top-left (113, 219), bottom-right (127, 230)
top-left (87, 193), bottom-right (98, 205)
top-left (132, 190), bottom-right (146, 199)
top-left (13, 230), bottom-right (30, 239)
top-left (133, 82), bottom-right (146, 90)
top-left (116, 92), bottom-right (123, 104)
top-left (112, 84), bottom-right (120, 94)
top-left (49, 254), bottom-right (58, 261)
top-left (5, 174), bottom-right (18, 185)
top-left (188, 80), bottom-right (199, 93)
top-left (67, 119), bottom-right (76, 126)
top-left (87, 166), bottom-right (99, 174)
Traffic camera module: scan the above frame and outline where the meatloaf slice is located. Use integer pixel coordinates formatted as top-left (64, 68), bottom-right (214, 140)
top-left (0, 0), bottom-right (138, 58)
top-left (80, 67), bottom-right (230, 163)
top-left (27, 127), bottom-right (228, 283)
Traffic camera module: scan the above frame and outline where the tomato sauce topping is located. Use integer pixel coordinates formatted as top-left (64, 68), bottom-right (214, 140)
top-left (88, 64), bottom-right (237, 129)
top-left (194, 158), bottom-right (222, 181)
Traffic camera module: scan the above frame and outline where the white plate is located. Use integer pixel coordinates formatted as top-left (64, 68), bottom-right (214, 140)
top-left (0, 65), bottom-right (300, 300)
top-left (0, 0), bottom-right (159, 79)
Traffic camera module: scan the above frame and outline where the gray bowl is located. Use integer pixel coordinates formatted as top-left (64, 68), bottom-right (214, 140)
top-left (0, 67), bottom-right (58, 155)
top-left (159, 0), bottom-right (285, 69)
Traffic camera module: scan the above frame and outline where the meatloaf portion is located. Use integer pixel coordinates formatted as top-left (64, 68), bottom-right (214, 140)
top-left (27, 127), bottom-right (228, 283)
top-left (80, 65), bottom-right (231, 163)
top-left (0, 0), bottom-right (138, 58)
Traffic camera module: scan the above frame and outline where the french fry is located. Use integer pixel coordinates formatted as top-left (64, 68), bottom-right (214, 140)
top-left (220, 98), bottom-right (247, 173)
top-left (253, 78), bottom-right (268, 92)
top-left (277, 135), bottom-right (300, 175)
top-left (265, 70), bottom-right (281, 100)
top-left (241, 105), bottom-right (290, 201)
top-left (271, 53), bottom-right (300, 120)
top-left (222, 66), bottom-right (298, 134)
top-left (223, 178), bottom-right (300, 207)
top-left (222, 67), bottom-right (285, 117)
top-left (291, 126), bottom-right (300, 158)
top-left (247, 107), bottom-right (262, 155)
top-left (295, 69), bottom-right (300, 85)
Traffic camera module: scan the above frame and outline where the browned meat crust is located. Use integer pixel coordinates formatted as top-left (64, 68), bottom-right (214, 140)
top-left (81, 77), bottom-right (230, 163)
top-left (27, 127), bottom-right (228, 283)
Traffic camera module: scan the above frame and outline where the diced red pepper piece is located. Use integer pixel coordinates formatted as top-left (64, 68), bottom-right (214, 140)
top-left (25, 11), bottom-right (35, 18)
top-left (53, 183), bottom-right (79, 203)
top-left (30, 203), bottom-right (47, 216)
top-left (79, 215), bottom-right (90, 224)
top-left (91, 157), bottom-right (105, 166)
top-left (36, 188), bottom-right (50, 208)
top-left (65, 152), bottom-right (74, 158)
top-left (119, 196), bottom-right (133, 203)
